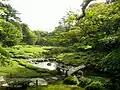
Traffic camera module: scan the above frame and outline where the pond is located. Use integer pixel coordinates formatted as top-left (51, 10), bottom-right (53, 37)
top-left (0, 58), bottom-right (85, 90)
top-left (32, 61), bottom-right (57, 70)
top-left (30, 59), bottom-right (85, 75)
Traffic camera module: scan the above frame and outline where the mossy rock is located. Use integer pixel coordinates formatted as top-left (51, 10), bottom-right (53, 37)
top-left (63, 75), bottom-right (79, 85)
top-left (85, 81), bottom-right (104, 90)
top-left (79, 77), bottom-right (92, 88)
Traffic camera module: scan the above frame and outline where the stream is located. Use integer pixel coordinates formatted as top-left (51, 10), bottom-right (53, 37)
top-left (32, 61), bottom-right (57, 70)
top-left (0, 58), bottom-right (85, 89)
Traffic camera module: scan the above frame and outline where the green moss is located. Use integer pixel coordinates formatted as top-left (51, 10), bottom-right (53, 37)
top-left (79, 77), bottom-right (92, 88)
top-left (63, 75), bottom-right (79, 85)
top-left (85, 81), bottom-right (104, 90)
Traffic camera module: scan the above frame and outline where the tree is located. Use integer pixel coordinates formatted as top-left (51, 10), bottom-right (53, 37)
top-left (0, 2), bottom-right (21, 21)
top-left (22, 23), bottom-right (37, 45)
top-left (78, 0), bottom-right (116, 20)
top-left (0, 20), bottom-right (22, 46)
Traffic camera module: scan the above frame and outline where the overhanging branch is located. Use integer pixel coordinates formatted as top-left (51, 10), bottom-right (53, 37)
top-left (77, 0), bottom-right (92, 20)
top-left (77, 0), bottom-right (116, 20)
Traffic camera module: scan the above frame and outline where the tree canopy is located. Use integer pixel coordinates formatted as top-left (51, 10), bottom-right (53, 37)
top-left (78, 0), bottom-right (116, 20)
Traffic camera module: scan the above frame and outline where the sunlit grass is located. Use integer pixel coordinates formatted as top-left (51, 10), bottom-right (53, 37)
top-left (27, 84), bottom-right (84, 90)
top-left (23, 46), bottom-right (47, 53)
top-left (0, 61), bottom-right (40, 78)
top-left (6, 45), bottom-right (49, 58)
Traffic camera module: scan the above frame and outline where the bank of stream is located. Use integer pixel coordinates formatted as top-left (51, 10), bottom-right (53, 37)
top-left (0, 58), bottom-right (85, 90)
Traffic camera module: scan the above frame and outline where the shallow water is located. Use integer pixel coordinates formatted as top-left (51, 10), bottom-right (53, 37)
top-left (32, 62), bottom-right (57, 70)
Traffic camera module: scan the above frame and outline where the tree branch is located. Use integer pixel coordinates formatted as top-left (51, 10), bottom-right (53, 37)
top-left (77, 0), bottom-right (92, 20)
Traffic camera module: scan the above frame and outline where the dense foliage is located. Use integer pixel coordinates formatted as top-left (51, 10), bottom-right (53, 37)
top-left (0, 20), bottom-right (22, 46)
top-left (0, 0), bottom-right (120, 90)
top-left (22, 23), bottom-right (37, 45)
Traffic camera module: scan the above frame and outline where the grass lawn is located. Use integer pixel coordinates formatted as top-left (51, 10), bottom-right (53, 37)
top-left (0, 61), bottom-right (40, 78)
top-left (6, 45), bottom-right (49, 58)
top-left (0, 45), bottom-right (59, 78)
top-left (0, 59), bottom-right (57, 78)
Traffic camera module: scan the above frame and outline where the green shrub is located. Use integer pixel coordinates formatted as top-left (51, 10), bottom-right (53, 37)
top-left (0, 54), bottom-right (7, 66)
top-left (85, 81), bottom-right (104, 90)
top-left (48, 47), bottom-right (74, 55)
top-left (12, 45), bottom-right (23, 50)
top-left (0, 53), bottom-right (11, 66)
top-left (0, 46), bottom-right (11, 66)
top-left (79, 77), bottom-right (92, 87)
top-left (63, 75), bottom-right (79, 85)
top-left (104, 77), bottom-right (120, 90)
top-left (99, 48), bottom-right (120, 75)
top-left (49, 47), bottom-right (62, 54)
top-left (61, 47), bottom-right (75, 53)
top-left (0, 20), bottom-right (22, 46)
top-left (0, 45), bottom-right (10, 58)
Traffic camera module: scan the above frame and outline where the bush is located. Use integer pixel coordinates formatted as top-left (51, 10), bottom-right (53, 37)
top-left (0, 45), bottom-right (10, 58)
top-left (85, 81), bottom-right (104, 90)
top-left (0, 54), bottom-right (8, 66)
top-left (104, 77), bottom-right (120, 90)
top-left (99, 48), bottom-right (120, 75)
top-left (63, 75), bottom-right (79, 85)
top-left (0, 45), bottom-right (11, 66)
top-left (0, 20), bottom-right (22, 46)
top-left (79, 77), bottom-right (92, 87)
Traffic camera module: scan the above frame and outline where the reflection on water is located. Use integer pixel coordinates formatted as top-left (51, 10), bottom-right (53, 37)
top-left (32, 62), bottom-right (57, 70)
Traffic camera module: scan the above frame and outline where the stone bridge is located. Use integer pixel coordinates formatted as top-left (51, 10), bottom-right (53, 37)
top-left (57, 64), bottom-right (86, 76)
top-left (27, 58), bottom-right (86, 76)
